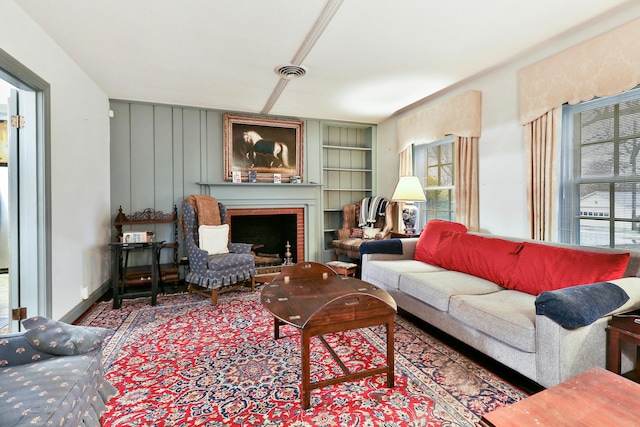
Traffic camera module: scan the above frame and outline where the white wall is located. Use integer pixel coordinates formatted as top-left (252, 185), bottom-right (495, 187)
top-left (2, 2), bottom-right (111, 319)
top-left (378, 4), bottom-right (640, 238)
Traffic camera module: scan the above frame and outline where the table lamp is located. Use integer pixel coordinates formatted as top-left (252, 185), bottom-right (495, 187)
top-left (391, 176), bottom-right (426, 234)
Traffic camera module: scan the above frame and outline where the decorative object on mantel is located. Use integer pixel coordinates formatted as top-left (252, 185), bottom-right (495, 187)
top-left (248, 170), bottom-right (257, 183)
top-left (273, 173), bottom-right (281, 183)
top-left (232, 171), bottom-right (241, 183)
top-left (223, 113), bottom-right (304, 183)
top-left (283, 241), bottom-right (294, 265)
top-left (289, 175), bottom-right (301, 183)
top-left (392, 176), bottom-right (427, 234)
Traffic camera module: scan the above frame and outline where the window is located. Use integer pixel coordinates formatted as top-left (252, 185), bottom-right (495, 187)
top-left (560, 87), bottom-right (640, 249)
top-left (413, 135), bottom-right (455, 232)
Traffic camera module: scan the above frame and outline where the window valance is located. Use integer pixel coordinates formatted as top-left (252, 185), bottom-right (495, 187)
top-left (396, 90), bottom-right (482, 153)
top-left (519, 17), bottom-right (640, 125)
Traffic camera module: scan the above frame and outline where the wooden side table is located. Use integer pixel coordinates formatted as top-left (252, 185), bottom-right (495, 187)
top-left (607, 309), bottom-right (640, 377)
top-left (478, 367), bottom-right (640, 426)
top-left (390, 230), bottom-right (419, 238)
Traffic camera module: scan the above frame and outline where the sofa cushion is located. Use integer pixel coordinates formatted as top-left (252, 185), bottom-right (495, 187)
top-left (414, 219), bottom-right (468, 265)
top-left (535, 281), bottom-right (629, 328)
top-left (363, 260), bottom-right (444, 290)
top-left (399, 270), bottom-right (504, 312)
top-left (505, 242), bottom-right (630, 295)
top-left (432, 232), bottom-right (522, 286)
top-left (449, 290), bottom-right (537, 352)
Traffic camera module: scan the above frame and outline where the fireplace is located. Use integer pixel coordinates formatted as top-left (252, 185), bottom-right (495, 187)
top-left (227, 208), bottom-right (304, 264)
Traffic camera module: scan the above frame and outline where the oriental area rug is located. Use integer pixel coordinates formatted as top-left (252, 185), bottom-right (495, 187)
top-left (80, 288), bottom-right (527, 426)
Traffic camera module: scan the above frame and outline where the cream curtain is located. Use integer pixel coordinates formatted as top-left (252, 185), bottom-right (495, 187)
top-left (396, 147), bottom-right (413, 230)
top-left (525, 108), bottom-right (561, 240)
top-left (454, 136), bottom-right (479, 232)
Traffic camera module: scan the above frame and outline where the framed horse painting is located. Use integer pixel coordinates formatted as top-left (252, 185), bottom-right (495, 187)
top-left (223, 113), bottom-right (304, 182)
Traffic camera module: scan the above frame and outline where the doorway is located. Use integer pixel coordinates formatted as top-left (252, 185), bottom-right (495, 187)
top-left (0, 48), bottom-right (49, 333)
top-left (0, 80), bottom-right (14, 332)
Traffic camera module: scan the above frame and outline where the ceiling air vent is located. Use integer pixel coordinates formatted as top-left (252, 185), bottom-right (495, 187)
top-left (275, 65), bottom-right (307, 80)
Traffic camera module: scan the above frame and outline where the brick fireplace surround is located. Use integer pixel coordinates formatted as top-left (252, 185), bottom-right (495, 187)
top-left (226, 207), bottom-right (305, 263)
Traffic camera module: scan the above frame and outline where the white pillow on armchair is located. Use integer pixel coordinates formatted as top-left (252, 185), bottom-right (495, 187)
top-left (362, 227), bottom-right (381, 239)
top-left (199, 224), bottom-right (229, 254)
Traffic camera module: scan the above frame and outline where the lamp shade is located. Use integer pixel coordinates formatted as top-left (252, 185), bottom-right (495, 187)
top-left (391, 176), bottom-right (426, 202)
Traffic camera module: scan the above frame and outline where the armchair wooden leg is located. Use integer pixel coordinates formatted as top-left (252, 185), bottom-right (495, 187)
top-left (211, 289), bottom-right (219, 305)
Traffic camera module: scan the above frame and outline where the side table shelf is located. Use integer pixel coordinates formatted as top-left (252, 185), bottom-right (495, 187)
top-left (113, 205), bottom-right (180, 287)
top-left (109, 241), bottom-right (165, 309)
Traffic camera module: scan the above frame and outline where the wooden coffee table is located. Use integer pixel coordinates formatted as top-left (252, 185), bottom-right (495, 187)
top-left (260, 263), bottom-right (397, 409)
top-left (478, 366), bottom-right (640, 426)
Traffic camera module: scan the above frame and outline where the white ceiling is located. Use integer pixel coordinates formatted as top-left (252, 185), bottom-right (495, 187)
top-left (14, 0), bottom-right (638, 124)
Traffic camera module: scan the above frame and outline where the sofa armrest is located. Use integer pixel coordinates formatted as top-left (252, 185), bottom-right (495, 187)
top-left (361, 238), bottom-right (418, 263)
top-left (229, 242), bottom-right (252, 254)
top-left (535, 315), bottom-right (610, 388)
top-left (0, 332), bottom-right (56, 367)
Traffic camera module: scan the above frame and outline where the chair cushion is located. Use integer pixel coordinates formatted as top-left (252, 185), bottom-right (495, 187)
top-left (199, 224), bottom-right (230, 255)
top-left (207, 252), bottom-right (255, 270)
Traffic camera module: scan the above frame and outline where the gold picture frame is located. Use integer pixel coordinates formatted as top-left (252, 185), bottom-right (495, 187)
top-left (223, 113), bottom-right (304, 183)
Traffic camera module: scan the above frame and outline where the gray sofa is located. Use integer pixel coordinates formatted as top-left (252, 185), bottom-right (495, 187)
top-left (0, 316), bottom-right (117, 426)
top-left (361, 229), bottom-right (640, 388)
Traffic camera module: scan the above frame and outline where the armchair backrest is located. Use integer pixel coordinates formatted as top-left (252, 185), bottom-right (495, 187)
top-left (181, 199), bottom-right (228, 248)
top-left (341, 200), bottom-right (396, 234)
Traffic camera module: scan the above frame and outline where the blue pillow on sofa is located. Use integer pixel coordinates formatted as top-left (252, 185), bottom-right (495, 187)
top-left (535, 282), bottom-right (629, 328)
top-left (22, 316), bottom-right (114, 356)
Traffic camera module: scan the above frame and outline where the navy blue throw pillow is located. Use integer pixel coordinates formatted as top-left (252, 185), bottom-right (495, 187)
top-left (535, 282), bottom-right (629, 328)
top-left (359, 238), bottom-right (403, 256)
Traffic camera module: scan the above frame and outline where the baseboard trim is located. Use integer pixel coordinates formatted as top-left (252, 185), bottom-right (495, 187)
top-left (61, 280), bottom-right (112, 325)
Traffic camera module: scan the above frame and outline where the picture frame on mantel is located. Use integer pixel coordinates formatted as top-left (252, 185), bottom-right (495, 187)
top-left (223, 113), bottom-right (304, 183)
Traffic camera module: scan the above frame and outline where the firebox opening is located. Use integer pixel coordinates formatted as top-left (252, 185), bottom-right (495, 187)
top-left (231, 214), bottom-right (297, 264)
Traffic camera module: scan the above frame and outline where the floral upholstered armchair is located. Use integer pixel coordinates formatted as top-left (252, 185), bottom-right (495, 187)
top-left (181, 196), bottom-right (256, 304)
top-left (332, 197), bottom-right (395, 262)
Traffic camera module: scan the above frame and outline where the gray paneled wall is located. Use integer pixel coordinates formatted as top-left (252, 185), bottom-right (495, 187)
top-left (109, 100), bottom-right (370, 262)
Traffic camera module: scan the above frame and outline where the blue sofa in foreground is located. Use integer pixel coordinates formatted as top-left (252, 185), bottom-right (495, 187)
top-left (0, 316), bottom-right (117, 426)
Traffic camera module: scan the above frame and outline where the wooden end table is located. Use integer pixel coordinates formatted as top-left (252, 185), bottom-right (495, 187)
top-left (260, 263), bottom-right (397, 409)
top-left (478, 367), bottom-right (640, 426)
top-left (607, 309), bottom-right (640, 377)
top-left (390, 230), bottom-right (419, 238)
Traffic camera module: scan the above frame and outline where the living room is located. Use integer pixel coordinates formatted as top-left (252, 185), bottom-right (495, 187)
top-left (4, 1), bottom-right (640, 425)
top-left (3, 1), bottom-right (640, 327)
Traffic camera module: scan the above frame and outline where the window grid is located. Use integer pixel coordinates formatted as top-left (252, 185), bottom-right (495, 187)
top-left (561, 87), bottom-right (640, 249)
top-left (413, 136), bottom-right (455, 231)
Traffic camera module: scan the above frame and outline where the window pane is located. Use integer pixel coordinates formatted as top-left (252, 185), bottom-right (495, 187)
top-left (580, 106), bottom-right (614, 144)
top-left (615, 182), bottom-right (640, 220)
top-left (440, 143), bottom-right (452, 163)
top-left (580, 142), bottom-right (613, 178)
top-left (427, 146), bottom-right (438, 165)
top-left (441, 164), bottom-right (453, 186)
top-left (614, 221), bottom-right (640, 249)
top-left (619, 99), bottom-right (640, 138)
top-left (579, 183), bottom-right (609, 217)
top-left (579, 219), bottom-right (610, 246)
top-left (619, 138), bottom-right (640, 177)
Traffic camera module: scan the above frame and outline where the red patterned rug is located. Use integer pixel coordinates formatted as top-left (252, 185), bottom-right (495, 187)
top-left (81, 288), bottom-right (527, 426)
